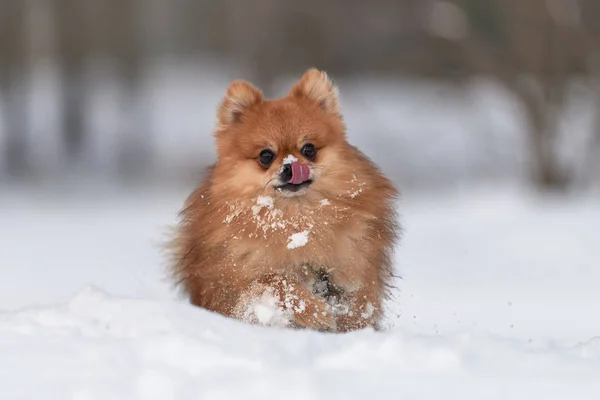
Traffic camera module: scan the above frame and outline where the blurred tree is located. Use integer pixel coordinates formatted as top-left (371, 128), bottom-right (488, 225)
top-left (0, 1), bottom-right (29, 177)
top-left (456, 0), bottom-right (592, 190)
top-left (578, 0), bottom-right (600, 185)
top-left (4, 0), bottom-right (600, 187)
top-left (225, 0), bottom-right (283, 95)
top-left (54, 0), bottom-right (147, 178)
top-left (54, 0), bottom-right (88, 166)
top-left (95, 0), bottom-right (147, 178)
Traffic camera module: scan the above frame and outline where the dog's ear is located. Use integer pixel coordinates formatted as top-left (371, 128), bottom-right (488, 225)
top-left (217, 81), bottom-right (263, 130)
top-left (289, 68), bottom-right (340, 115)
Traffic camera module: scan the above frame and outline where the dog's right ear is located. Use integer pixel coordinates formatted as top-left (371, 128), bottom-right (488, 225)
top-left (289, 68), bottom-right (340, 115)
top-left (217, 81), bottom-right (263, 130)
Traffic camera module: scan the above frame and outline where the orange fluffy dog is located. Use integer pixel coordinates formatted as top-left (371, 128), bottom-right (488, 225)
top-left (168, 69), bottom-right (399, 332)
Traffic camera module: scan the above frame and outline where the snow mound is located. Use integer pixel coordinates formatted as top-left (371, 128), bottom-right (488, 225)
top-left (1, 287), bottom-right (600, 399)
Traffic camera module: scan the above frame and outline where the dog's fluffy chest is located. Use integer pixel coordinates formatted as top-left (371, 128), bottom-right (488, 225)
top-left (220, 195), bottom-right (371, 270)
top-left (222, 196), bottom-right (361, 245)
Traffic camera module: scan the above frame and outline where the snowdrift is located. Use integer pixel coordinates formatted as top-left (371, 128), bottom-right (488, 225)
top-left (1, 286), bottom-right (599, 400)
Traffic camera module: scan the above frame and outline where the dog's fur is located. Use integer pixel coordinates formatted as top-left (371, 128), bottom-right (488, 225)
top-left (168, 69), bottom-right (400, 332)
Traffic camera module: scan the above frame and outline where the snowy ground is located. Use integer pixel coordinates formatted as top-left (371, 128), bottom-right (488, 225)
top-left (1, 183), bottom-right (599, 399)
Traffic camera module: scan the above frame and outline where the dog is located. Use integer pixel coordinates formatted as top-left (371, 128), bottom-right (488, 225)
top-left (168, 68), bottom-right (400, 332)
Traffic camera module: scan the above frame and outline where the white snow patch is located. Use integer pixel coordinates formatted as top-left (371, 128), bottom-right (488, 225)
top-left (256, 196), bottom-right (274, 208)
top-left (237, 280), bottom-right (307, 327)
top-left (348, 182), bottom-right (366, 199)
top-left (282, 154), bottom-right (298, 164)
top-left (319, 199), bottom-right (330, 207)
top-left (252, 196), bottom-right (274, 216)
top-left (361, 302), bottom-right (375, 319)
top-left (223, 203), bottom-right (243, 224)
top-left (287, 230), bottom-right (310, 249)
top-left (240, 288), bottom-right (292, 327)
top-left (249, 196), bottom-right (315, 238)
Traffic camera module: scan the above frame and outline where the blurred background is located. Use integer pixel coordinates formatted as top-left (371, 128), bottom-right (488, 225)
top-left (1, 1), bottom-right (600, 315)
top-left (2, 0), bottom-right (600, 192)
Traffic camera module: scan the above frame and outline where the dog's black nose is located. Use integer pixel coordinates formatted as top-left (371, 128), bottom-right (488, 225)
top-left (280, 163), bottom-right (293, 183)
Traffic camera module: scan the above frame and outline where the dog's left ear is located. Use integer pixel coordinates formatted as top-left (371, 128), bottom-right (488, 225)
top-left (289, 68), bottom-right (340, 115)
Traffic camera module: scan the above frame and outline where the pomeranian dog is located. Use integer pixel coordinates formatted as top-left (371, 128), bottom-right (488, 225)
top-left (168, 68), bottom-right (399, 332)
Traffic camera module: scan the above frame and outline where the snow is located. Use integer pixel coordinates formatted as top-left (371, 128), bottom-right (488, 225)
top-left (319, 199), bottom-right (330, 207)
top-left (360, 303), bottom-right (375, 320)
top-left (1, 184), bottom-right (600, 399)
top-left (237, 286), bottom-right (293, 327)
top-left (287, 230), bottom-right (310, 249)
top-left (236, 280), bottom-right (310, 328)
top-left (256, 195), bottom-right (274, 208)
top-left (282, 154), bottom-right (298, 164)
top-left (223, 206), bottom-right (242, 224)
top-left (349, 189), bottom-right (362, 199)
top-left (252, 195), bottom-right (274, 216)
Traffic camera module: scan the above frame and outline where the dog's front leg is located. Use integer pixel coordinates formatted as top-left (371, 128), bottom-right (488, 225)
top-left (235, 274), bottom-right (336, 331)
top-left (334, 282), bottom-right (383, 332)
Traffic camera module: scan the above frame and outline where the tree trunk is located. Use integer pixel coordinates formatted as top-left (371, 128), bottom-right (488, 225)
top-left (521, 90), bottom-right (571, 191)
top-left (1, 76), bottom-right (30, 178)
top-left (60, 68), bottom-right (86, 164)
top-left (0, 1), bottom-right (29, 178)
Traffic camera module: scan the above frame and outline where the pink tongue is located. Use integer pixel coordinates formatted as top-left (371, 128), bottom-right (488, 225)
top-left (289, 162), bottom-right (310, 184)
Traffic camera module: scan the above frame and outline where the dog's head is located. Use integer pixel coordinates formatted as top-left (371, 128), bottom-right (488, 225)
top-left (212, 69), bottom-right (359, 201)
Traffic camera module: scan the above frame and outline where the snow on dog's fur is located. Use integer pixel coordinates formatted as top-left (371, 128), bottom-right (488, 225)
top-left (168, 69), bottom-right (400, 332)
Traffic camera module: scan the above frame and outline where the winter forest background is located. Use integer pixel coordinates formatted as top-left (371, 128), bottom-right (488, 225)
top-left (1, 1), bottom-right (600, 399)
top-left (2, 0), bottom-right (600, 191)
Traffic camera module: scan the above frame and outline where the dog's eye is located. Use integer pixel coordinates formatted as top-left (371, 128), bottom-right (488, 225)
top-left (258, 149), bottom-right (276, 167)
top-left (301, 143), bottom-right (317, 161)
